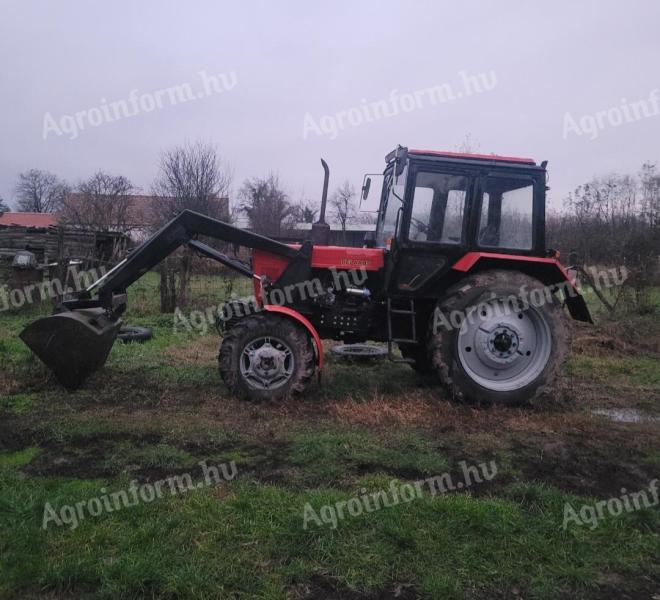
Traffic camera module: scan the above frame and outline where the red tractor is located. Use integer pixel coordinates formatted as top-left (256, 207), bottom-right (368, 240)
top-left (21, 146), bottom-right (591, 405)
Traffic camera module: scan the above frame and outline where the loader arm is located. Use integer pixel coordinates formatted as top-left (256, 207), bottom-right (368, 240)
top-left (20, 209), bottom-right (307, 389)
top-left (72, 209), bottom-right (301, 312)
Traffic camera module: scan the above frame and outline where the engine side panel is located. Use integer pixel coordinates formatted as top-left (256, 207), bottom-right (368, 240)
top-left (309, 246), bottom-right (385, 271)
top-left (252, 247), bottom-right (385, 281)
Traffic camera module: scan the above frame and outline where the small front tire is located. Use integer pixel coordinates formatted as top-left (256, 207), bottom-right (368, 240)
top-left (219, 314), bottom-right (315, 401)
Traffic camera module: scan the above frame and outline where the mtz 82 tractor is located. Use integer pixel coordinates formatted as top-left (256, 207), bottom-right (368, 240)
top-left (21, 146), bottom-right (592, 405)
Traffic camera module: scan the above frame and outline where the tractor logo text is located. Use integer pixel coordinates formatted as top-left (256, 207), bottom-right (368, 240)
top-left (340, 259), bottom-right (369, 267)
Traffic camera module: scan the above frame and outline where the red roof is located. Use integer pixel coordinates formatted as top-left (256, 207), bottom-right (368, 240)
top-left (409, 149), bottom-right (536, 165)
top-left (0, 212), bottom-right (58, 228)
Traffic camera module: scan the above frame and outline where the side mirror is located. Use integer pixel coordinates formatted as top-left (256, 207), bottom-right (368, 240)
top-left (363, 231), bottom-right (377, 248)
top-left (361, 176), bottom-right (371, 205)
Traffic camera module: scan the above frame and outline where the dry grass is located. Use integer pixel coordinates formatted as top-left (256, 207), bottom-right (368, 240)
top-left (0, 372), bottom-right (19, 396)
top-left (325, 392), bottom-right (441, 426)
top-left (162, 335), bottom-right (219, 364)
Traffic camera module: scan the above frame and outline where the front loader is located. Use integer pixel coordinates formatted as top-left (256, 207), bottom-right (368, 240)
top-left (21, 146), bottom-right (592, 405)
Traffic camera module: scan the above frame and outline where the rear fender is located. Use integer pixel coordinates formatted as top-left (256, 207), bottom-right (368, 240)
top-left (452, 252), bottom-right (593, 323)
top-left (263, 305), bottom-right (324, 369)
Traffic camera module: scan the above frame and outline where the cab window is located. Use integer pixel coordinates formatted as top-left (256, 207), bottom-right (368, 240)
top-left (478, 176), bottom-right (534, 250)
top-left (408, 171), bottom-right (469, 244)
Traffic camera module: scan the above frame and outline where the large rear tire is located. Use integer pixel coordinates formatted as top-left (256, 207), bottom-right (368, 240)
top-left (219, 314), bottom-right (315, 401)
top-left (428, 270), bottom-right (570, 406)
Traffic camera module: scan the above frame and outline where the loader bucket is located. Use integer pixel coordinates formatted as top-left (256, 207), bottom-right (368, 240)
top-left (20, 308), bottom-right (121, 390)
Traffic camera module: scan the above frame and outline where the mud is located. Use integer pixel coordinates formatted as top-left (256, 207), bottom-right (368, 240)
top-left (592, 408), bottom-right (660, 423)
top-left (288, 575), bottom-right (418, 600)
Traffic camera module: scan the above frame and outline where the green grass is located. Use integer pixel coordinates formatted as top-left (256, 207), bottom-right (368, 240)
top-left (289, 428), bottom-right (448, 484)
top-left (571, 355), bottom-right (660, 388)
top-left (319, 354), bottom-right (434, 401)
top-left (127, 271), bottom-right (254, 316)
top-left (0, 469), bottom-right (658, 599)
top-left (0, 393), bottom-right (38, 415)
top-left (103, 442), bottom-right (197, 472)
top-left (580, 283), bottom-right (660, 319)
top-left (0, 447), bottom-right (40, 469)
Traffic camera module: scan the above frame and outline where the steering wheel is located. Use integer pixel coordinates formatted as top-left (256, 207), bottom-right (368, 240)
top-left (410, 216), bottom-right (430, 240)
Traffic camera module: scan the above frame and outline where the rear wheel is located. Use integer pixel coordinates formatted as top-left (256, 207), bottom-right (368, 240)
top-left (219, 314), bottom-right (315, 401)
top-left (428, 270), bottom-right (570, 405)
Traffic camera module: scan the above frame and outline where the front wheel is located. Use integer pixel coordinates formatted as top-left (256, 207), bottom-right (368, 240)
top-left (219, 314), bottom-right (315, 401)
top-left (428, 270), bottom-right (570, 406)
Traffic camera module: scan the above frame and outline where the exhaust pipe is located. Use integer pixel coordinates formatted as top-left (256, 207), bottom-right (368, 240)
top-left (311, 158), bottom-right (331, 245)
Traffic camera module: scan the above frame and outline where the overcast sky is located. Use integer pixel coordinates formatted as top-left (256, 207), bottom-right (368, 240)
top-left (1, 0), bottom-right (659, 213)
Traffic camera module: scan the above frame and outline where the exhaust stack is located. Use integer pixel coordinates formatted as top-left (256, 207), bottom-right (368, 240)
top-left (311, 158), bottom-right (330, 245)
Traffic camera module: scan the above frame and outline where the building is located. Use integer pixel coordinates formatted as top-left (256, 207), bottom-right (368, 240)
top-left (0, 211), bottom-right (130, 284)
top-left (0, 213), bottom-right (58, 228)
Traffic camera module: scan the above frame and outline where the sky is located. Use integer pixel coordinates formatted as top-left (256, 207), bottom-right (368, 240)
top-left (1, 0), bottom-right (659, 214)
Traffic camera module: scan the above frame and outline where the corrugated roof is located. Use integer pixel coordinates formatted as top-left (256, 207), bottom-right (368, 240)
top-left (0, 212), bottom-right (58, 228)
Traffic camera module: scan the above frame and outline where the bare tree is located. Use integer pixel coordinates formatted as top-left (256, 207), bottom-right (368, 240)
top-left (240, 174), bottom-right (293, 236)
top-left (291, 199), bottom-right (318, 224)
top-left (0, 196), bottom-right (9, 214)
top-left (60, 171), bottom-right (135, 234)
top-left (549, 164), bottom-right (660, 313)
top-left (14, 169), bottom-right (69, 213)
top-left (455, 133), bottom-right (481, 154)
top-left (330, 180), bottom-right (357, 242)
top-left (639, 162), bottom-right (660, 229)
top-left (152, 141), bottom-right (232, 311)
top-left (357, 211), bottom-right (378, 225)
top-left (226, 198), bottom-right (243, 225)
top-left (153, 141), bottom-right (232, 222)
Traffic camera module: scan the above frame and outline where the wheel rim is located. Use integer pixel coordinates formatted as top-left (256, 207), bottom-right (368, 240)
top-left (239, 336), bottom-right (295, 390)
top-left (456, 299), bottom-right (552, 392)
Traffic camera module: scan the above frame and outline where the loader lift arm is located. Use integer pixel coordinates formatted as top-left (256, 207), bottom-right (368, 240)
top-left (20, 209), bottom-right (315, 390)
top-left (65, 209), bottom-right (303, 313)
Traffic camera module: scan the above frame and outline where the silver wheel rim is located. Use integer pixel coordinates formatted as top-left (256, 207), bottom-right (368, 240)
top-left (239, 336), bottom-right (295, 390)
top-left (456, 299), bottom-right (552, 392)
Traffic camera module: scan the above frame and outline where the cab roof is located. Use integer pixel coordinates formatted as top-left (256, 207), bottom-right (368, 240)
top-left (408, 148), bottom-right (537, 165)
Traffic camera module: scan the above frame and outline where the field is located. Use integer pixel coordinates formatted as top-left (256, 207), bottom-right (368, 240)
top-left (0, 275), bottom-right (659, 599)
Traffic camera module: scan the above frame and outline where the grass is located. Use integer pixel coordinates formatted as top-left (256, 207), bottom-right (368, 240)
top-left (1, 468), bottom-right (658, 599)
top-left (0, 279), bottom-right (658, 598)
top-left (571, 355), bottom-right (660, 388)
top-left (288, 428), bottom-right (449, 484)
top-left (103, 441), bottom-right (197, 472)
top-left (0, 393), bottom-right (37, 415)
top-left (128, 271), bottom-right (254, 316)
top-left (0, 447), bottom-right (40, 469)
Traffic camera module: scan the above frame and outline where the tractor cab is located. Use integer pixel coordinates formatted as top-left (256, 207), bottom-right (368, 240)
top-left (365, 146), bottom-right (548, 296)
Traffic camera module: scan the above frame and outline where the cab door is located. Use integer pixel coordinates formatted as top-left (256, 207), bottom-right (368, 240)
top-left (387, 164), bottom-right (475, 295)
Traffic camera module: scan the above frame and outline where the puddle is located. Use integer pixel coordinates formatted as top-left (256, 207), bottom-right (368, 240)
top-left (592, 408), bottom-right (660, 424)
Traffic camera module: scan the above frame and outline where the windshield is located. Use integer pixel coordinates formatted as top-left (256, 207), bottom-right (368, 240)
top-left (376, 163), bottom-right (407, 247)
